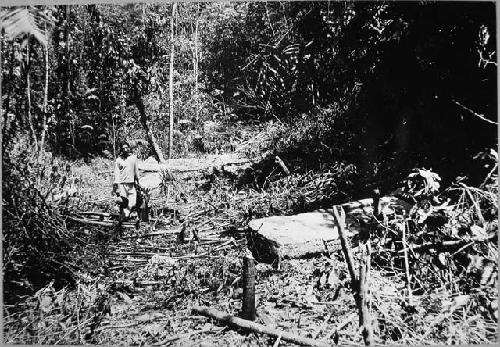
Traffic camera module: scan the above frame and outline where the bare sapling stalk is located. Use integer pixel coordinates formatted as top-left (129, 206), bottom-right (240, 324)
top-left (0, 27), bottom-right (3, 137)
top-left (39, 21), bottom-right (49, 157)
top-left (332, 206), bottom-right (374, 345)
top-left (401, 220), bottom-right (413, 305)
top-left (332, 206), bottom-right (357, 284)
top-left (26, 37), bottom-right (38, 152)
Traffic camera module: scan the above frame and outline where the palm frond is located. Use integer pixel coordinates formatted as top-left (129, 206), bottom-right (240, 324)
top-left (0, 7), bottom-right (50, 46)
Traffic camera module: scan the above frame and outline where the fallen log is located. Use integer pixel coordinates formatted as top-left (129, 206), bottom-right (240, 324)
top-left (191, 305), bottom-right (330, 347)
top-left (123, 228), bottom-right (181, 239)
top-left (66, 216), bottom-right (136, 229)
top-left (138, 156), bottom-right (252, 173)
top-left (78, 211), bottom-right (112, 218)
top-left (108, 251), bottom-right (161, 257)
top-left (111, 258), bottom-right (148, 263)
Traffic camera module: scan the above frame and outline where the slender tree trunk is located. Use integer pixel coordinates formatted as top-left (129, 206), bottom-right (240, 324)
top-left (1, 28), bottom-right (3, 136)
top-left (65, 5), bottom-right (74, 150)
top-left (3, 37), bottom-right (14, 129)
top-left (112, 115), bottom-right (117, 159)
top-left (2, 38), bottom-right (18, 136)
top-left (39, 23), bottom-right (49, 154)
top-left (26, 38), bottom-right (38, 151)
top-left (115, 83), bottom-right (124, 160)
top-left (193, 2), bottom-right (200, 121)
top-left (134, 97), bottom-right (165, 163)
top-left (0, 28), bottom-right (3, 246)
top-left (168, 2), bottom-right (177, 159)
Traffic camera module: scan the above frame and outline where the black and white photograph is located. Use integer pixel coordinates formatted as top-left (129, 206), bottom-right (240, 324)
top-left (1, 0), bottom-right (498, 345)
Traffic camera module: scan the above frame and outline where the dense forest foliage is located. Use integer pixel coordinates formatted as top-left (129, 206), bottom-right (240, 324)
top-left (2, 2), bottom-right (496, 184)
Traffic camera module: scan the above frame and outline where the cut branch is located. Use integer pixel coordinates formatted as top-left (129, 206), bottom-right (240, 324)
top-left (66, 216), bottom-right (136, 229)
top-left (462, 183), bottom-right (486, 226)
top-left (401, 221), bottom-right (413, 303)
top-left (191, 305), bottom-right (330, 347)
top-left (332, 206), bottom-right (357, 285)
top-left (396, 234), bottom-right (496, 255)
top-left (275, 155), bottom-right (290, 175)
top-left (452, 99), bottom-right (497, 125)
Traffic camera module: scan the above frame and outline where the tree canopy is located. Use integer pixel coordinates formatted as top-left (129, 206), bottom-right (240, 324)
top-left (1, 1), bottom-right (496, 182)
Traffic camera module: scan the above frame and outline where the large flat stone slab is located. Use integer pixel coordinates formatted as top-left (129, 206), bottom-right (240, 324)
top-left (246, 196), bottom-right (412, 266)
top-left (246, 211), bottom-right (342, 266)
top-left (249, 211), bottom-right (340, 245)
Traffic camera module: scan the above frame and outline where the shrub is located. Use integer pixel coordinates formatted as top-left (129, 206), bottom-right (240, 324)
top-left (2, 138), bottom-right (78, 304)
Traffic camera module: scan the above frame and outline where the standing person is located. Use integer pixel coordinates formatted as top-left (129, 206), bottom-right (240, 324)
top-left (113, 142), bottom-right (140, 218)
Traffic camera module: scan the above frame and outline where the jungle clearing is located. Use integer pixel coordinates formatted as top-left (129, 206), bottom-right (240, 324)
top-left (2, 1), bottom-right (498, 346)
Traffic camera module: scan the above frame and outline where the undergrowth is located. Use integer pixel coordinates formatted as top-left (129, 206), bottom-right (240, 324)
top-left (2, 138), bottom-right (80, 304)
top-left (3, 126), bottom-right (498, 345)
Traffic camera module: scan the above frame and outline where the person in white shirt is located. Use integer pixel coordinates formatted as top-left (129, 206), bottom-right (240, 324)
top-left (113, 142), bottom-right (140, 218)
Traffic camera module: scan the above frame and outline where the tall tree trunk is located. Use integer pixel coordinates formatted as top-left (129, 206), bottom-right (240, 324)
top-left (3, 36), bottom-right (12, 129)
top-left (168, 2), bottom-right (177, 159)
top-left (1, 28), bottom-right (3, 136)
top-left (26, 38), bottom-right (38, 151)
top-left (65, 5), bottom-right (74, 150)
top-left (39, 23), bottom-right (49, 154)
top-left (133, 3), bottom-right (165, 163)
top-left (0, 27), bottom-right (2, 235)
top-left (3, 36), bottom-right (17, 134)
top-left (134, 97), bottom-right (165, 163)
top-left (193, 2), bottom-right (200, 121)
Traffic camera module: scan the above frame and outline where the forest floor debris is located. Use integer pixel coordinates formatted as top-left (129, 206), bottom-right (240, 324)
top-left (3, 143), bottom-right (498, 346)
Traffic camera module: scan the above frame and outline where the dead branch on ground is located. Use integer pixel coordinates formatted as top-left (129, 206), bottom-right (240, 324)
top-left (191, 305), bottom-right (330, 347)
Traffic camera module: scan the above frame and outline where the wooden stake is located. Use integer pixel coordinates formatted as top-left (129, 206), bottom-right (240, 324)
top-left (358, 241), bottom-right (374, 345)
top-left (241, 251), bottom-right (256, 321)
top-left (372, 189), bottom-right (381, 218)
